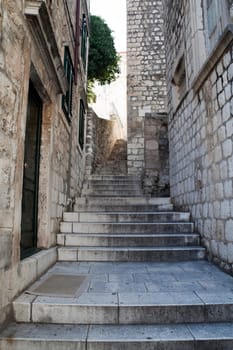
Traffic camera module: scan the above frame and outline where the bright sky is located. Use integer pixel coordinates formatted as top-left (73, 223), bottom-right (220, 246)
top-left (90, 0), bottom-right (127, 52)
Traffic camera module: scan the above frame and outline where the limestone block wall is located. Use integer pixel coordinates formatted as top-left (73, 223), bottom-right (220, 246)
top-left (127, 0), bottom-right (167, 175)
top-left (0, 0), bottom-right (89, 325)
top-left (163, 0), bottom-right (233, 272)
top-left (143, 113), bottom-right (170, 196)
top-left (85, 108), bottom-right (125, 175)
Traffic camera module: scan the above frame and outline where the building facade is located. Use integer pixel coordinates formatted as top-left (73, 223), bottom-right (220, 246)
top-left (163, 0), bottom-right (233, 271)
top-left (0, 0), bottom-right (89, 324)
top-left (127, 0), bottom-right (169, 195)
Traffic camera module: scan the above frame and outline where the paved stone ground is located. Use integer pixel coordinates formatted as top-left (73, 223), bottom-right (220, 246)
top-left (3, 260), bottom-right (233, 349)
top-left (12, 259), bottom-right (233, 326)
top-left (35, 260), bottom-right (233, 296)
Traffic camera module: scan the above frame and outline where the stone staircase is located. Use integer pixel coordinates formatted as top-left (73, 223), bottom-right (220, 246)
top-left (1, 175), bottom-right (233, 349)
top-left (94, 139), bottom-right (127, 175)
top-left (58, 175), bottom-right (205, 262)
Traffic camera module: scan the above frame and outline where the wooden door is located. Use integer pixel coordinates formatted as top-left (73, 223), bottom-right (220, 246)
top-left (20, 83), bottom-right (42, 259)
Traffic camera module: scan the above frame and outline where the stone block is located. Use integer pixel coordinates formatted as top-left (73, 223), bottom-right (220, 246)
top-left (60, 222), bottom-right (72, 233)
top-left (34, 248), bottom-right (57, 277)
top-left (225, 220), bottom-right (233, 241)
top-left (223, 52), bottom-right (231, 68)
top-left (227, 243), bottom-right (233, 263)
top-left (13, 294), bottom-right (36, 322)
top-left (222, 139), bottom-right (233, 158)
top-left (222, 102), bottom-right (231, 123)
top-left (219, 242), bottom-right (228, 262)
top-left (0, 229), bottom-right (12, 269)
top-left (58, 247), bottom-right (78, 262)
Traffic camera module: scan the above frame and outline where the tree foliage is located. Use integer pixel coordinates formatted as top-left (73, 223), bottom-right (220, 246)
top-left (88, 15), bottom-right (120, 85)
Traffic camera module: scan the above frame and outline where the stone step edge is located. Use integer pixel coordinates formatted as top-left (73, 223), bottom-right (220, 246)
top-left (81, 194), bottom-right (145, 197)
top-left (60, 222), bottom-right (194, 234)
top-left (57, 233), bottom-right (200, 248)
top-left (74, 204), bottom-right (174, 208)
top-left (58, 246), bottom-right (205, 251)
top-left (77, 197), bottom-right (171, 202)
top-left (65, 211), bottom-right (183, 214)
top-left (12, 289), bottom-right (232, 324)
top-left (73, 206), bottom-right (175, 212)
top-left (83, 183), bottom-right (142, 186)
top-left (57, 233), bottom-right (200, 246)
top-left (62, 221), bottom-right (192, 226)
top-left (2, 322), bottom-right (233, 347)
top-left (57, 246), bottom-right (205, 262)
top-left (58, 233), bottom-right (199, 237)
top-left (63, 212), bottom-right (190, 221)
top-left (61, 222), bottom-right (194, 226)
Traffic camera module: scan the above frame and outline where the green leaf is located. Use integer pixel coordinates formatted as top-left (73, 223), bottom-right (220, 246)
top-left (88, 15), bottom-right (120, 85)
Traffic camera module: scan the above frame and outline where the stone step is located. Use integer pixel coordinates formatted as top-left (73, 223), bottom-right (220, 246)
top-left (98, 159), bottom-right (127, 164)
top-left (74, 204), bottom-right (174, 212)
top-left (76, 197), bottom-right (172, 207)
top-left (60, 222), bottom-right (194, 234)
top-left (84, 179), bottom-right (142, 186)
top-left (57, 233), bottom-right (200, 247)
top-left (13, 287), bottom-right (233, 325)
top-left (82, 184), bottom-right (142, 192)
top-left (57, 246), bottom-right (205, 262)
top-left (2, 322), bottom-right (233, 350)
top-left (95, 172), bottom-right (128, 176)
top-left (88, 175), bottom-right (141, 181)
top-left (83, 182), bottom-right (142, 187)
top-left (63, 212), bottom-right (190, 223)
top-left (81, 191), bottom-right (144, 197)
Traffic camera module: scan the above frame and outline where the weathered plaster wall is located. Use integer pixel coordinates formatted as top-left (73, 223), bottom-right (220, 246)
top-left (0, 0), bottom-right (88, 325)
top-left (0, 0), bottom-right (31, 271)
top-left (163, 0), bottom-right (233, 272)
top-left (143, 113), bottom-right (170, 196)
top-left (127, 0), bottom-right (167, 175)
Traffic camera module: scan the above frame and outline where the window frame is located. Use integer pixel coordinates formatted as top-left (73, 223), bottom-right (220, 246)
top-left (171, 51), bottom-right (188, 110)
top-left (62, 46), bottom-right (74, 121)
top-left (81, 14), bottom-right (88, 71)
top-left (190, 0), bottom-right (232, 81)
top-left (78, 99), bottom-right (85, 150)
top-left (204, 0), bottom-right (230, 52)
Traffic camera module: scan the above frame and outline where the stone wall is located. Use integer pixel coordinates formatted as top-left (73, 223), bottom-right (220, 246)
top-left (0, 0), bottom-right (89, 325)
top-left (85, 108), bottom-right (125, 175)
top-left (163, 0), bottom-right (233, 272)
top-left (127, 0), bottom-right (167, 175)
top-left (143, 113), bottom-right (170, 196)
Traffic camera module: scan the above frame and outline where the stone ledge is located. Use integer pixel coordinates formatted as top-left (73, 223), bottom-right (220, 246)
top-left (25, 0), bottom-right (68, 94)
top-left (192, 24), bottom-right (233, 93)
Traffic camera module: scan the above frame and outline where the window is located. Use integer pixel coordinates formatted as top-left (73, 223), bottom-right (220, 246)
top-left (62, 47), bottom-right (74, 120)
top-left (204, 0), bottom-right (230, 52)
top-left (190, 0), bottom-right (231, 79)
top-left (81, 14), bottom-right (88, 70)
top-left (78, 100), bottom-right (85, 149)
top-left (172, 55), bottom-right (187, 109)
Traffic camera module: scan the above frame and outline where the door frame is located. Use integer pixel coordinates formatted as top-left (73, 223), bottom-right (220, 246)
top-left (20, 82), bottom-right (43, 259)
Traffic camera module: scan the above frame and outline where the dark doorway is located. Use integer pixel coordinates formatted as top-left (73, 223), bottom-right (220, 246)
top-left (20, 83), bottom-right (42, 259)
